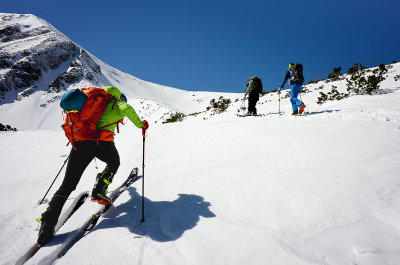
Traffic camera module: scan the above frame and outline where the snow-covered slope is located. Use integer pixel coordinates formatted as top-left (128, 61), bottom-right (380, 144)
top-left (2, 84), bottom-right (400, 265)
top-left (1, 63), bottom-right (400, 264)
top-left (1, 12), bottom-right (400, 265)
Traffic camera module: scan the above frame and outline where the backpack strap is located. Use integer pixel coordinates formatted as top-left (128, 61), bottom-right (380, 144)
top-left (110, 96), bottom-right (117, 111)
top-left (97, 121), bottom-right (119, 131)
top-left (97, 117), bottom-right (124, 132)
top-left (67, 127), bottom-right (77, 150)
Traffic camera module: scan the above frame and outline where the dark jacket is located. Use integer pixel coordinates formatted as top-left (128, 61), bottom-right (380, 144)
top-left (246, 76), bottom-right (262, 100)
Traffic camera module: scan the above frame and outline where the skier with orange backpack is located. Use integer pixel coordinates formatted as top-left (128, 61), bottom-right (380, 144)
top-left (37, 86), bottom-right (148, 246)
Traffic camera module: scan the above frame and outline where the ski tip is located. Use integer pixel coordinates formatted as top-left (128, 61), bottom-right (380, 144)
top-left (129, 167), bottom-right (139, 178)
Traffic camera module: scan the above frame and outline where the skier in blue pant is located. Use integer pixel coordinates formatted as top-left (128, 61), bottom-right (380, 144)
top-left (278, 63), bottom-right (306, 115)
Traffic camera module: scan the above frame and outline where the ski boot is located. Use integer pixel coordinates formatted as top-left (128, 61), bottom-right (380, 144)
top-left (299, 103), bottom-right (306, 114)
top-left (37, 195), bottom-right (67, 245)
top-left (91, 172), bottom-right (114, 205)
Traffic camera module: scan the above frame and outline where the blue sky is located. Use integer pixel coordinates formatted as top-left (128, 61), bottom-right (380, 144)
top-left (2, 0), bottom-right (399, 93)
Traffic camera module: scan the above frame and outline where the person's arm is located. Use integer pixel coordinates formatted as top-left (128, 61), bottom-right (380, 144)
top-left (280, 70), bottom-right (290, 89)
top-left (278, 70), bottom-right (291, 93)
top-left (245, 79), bottom-right (255, 95)
top-left (119, 102), bottom-right (144, 128)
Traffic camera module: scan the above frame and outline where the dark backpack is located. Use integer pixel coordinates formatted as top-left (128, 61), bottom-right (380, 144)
top-left (291, 63), bottom-right (304, 84)
top-left (60, 87), bottom-right (117, 149)
top-left (252, 76), bottom-right (263, 94)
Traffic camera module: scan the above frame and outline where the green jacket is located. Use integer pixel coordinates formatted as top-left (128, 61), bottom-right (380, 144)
top-left (96, 86), bottom-right (144, 132)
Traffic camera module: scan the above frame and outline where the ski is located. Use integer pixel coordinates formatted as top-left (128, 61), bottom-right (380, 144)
top-left (293, 111), bottom-right (310, 116)
top-left (236, 114), bottom-right (265, 117)
top-left (16, 191), bottom-right (90, 265)
top-left (51, 167), bottom-right (140, 261)
top-left (55, 191), bottom-right (89, 232)
top-left (15, 244), bottom-right (41, 265)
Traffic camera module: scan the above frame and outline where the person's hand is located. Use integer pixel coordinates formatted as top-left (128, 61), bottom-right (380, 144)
top-left (142, 120), bottom-right (149, 130)
top-left (277, 87), bottom-right (282, 94)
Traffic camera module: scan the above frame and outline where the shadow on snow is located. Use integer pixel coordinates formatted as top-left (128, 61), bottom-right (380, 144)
top-left (92, 187), bottom-right (215, 242)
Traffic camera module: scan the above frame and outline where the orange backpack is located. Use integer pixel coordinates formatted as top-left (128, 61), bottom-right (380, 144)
top-left (61, 87), bottom-right (117, 148)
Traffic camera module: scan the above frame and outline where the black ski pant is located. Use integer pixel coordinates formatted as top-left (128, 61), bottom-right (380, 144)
top-left (248, 94), bottom-right (259, 115)
top-left (43, 141), bottom-right (120, 221)
top-left (54, 141), bottom-right (120, 199)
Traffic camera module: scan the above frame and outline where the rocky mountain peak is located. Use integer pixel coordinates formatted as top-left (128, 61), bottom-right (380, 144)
top-left (0, 13), bottom-right (103, 101)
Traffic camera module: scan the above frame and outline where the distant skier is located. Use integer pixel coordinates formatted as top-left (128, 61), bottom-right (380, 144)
top-left (37, 86), bottom-right (149, 246)
top-left (278, 63), bottom-right (306, 115)
top-left (245, 75), bottom-right (263, 115)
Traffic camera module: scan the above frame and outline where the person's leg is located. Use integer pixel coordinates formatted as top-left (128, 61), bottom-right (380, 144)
top-left (248, 96), bottom-right (256, 114)
top-left (91, 141), bottom-right (120, 204)
top-left (54, 142), bottom-right (96, 198)
top-left (290, 84), bottom-right (303, 113)
top-left (38, 142), bottom-right (95, 245)
top-left (247, 98), bottom-right (253, 114)
top-left (292, 84), bottom-right (304, 106)
top-left (290, 85), bottom-right (298, 113)
top-left (293, 83), bottom-right (306, 113)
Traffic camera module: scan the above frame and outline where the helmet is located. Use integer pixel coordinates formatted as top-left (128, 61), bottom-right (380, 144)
top-left (289, 63), bottom-right (295, 69)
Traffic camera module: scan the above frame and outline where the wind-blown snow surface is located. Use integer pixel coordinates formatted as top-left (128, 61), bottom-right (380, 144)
top-left (1, 62), bottom-right (400, 265)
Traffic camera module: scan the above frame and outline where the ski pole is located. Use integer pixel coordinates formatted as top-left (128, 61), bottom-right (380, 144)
top-left (299, 85), bottom-right (303, 101)
top-left (38, 152), bottom-right (71, 205)
top-left (278, 91), bottom-right (281, 114)
top-left (241, 95), bottom-right (247, 115)
top-left (141, 126), bottom-right (147, 222)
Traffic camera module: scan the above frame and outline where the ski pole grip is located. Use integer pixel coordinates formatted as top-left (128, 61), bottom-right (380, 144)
top-left (142, 120), bottom-right (149, 137)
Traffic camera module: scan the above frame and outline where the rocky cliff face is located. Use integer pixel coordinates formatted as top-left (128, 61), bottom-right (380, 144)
top-left (48, 49), bottom-right (104, 93)
top-left (0, 13), bottom-right (104, 101)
